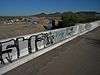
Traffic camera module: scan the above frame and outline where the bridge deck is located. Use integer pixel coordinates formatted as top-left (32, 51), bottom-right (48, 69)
top-left (4, 27), bottom-right (100, 75)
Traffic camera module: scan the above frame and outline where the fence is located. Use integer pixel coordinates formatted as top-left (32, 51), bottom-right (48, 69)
top-left (0, 21), bottom-right (100, 67)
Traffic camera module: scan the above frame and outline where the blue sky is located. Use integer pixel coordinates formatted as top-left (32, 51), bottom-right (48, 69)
top-left (0, 0), bottom-right (100, 16)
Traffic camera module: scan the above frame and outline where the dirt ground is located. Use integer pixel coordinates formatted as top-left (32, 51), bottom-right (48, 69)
top-left (0, 24), bottom-right (44, 40)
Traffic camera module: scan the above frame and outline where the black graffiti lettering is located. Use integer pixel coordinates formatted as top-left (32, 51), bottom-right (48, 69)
top-left (16, 37), bottom-right (24, 58)
top-left (67, 27), bottom-right (73, 36)
top-left (0, 39), bottom-right (16, 64)
top-left (28, 34), bottom-right (45, 53)
top-left (35, 34), bottom-right (44, 51)
top-left (5, 44), bottom-right (15, 63)
top-left (16, 37), bottom-right (29, 57)
top-left (48, 32), bottom-right (54, 45)
top-left (0, 32), bottom-right (54, 65)
top-left (40, 33), bottom-right (47, 48)
top-left (43, 32), bottom-right (54, 46)
top-left (45, 33), bottom-right (51, 45)
top-left (28, 35), bottom-right (35, 53)
top-left (27, 38), bottom-right (32, 54)
top-left (0, 42), bottom-right (5, 64)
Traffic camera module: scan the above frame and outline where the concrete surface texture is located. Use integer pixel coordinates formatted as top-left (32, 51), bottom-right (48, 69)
top-left (4, 27), bottom-right (100, 75)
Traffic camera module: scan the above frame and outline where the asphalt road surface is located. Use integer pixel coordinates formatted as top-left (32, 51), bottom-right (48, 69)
top-left (4, 27), bottom-right (100, 75)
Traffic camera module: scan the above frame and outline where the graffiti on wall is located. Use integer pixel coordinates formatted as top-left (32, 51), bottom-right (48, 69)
top-left (0, 22), bottom-right (97, 65)
top-left (0, 32), bottom-right (54, 64)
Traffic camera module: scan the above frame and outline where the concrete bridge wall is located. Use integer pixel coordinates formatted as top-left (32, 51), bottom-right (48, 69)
top-left (0, 21), bottom-right (100, 74)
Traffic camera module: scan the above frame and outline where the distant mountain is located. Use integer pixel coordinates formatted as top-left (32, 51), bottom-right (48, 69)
top-left (32, 12), bottom-right (62, 17)
top-left (30, 11), bottom-right (100, 17)
top-left (32, 13), bottom-right (48, 17)
top-left (76, 11), bottom-right (97, 16)
top-left (48, 12), bottom-right (62, 17)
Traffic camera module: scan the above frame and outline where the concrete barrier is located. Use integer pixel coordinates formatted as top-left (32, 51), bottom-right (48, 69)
top-left (0, 21), bottom-right (100, 74)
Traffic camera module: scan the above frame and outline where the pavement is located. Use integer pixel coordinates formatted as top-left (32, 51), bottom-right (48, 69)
top-left (4, 27), bottom-right (100, 75)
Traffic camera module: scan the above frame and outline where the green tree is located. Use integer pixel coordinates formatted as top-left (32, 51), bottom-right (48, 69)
top-left (58, 12), bottom-right (78, 27)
